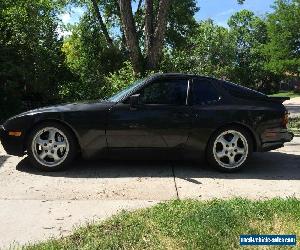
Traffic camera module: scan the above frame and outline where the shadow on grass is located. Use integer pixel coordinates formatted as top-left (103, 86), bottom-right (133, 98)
top-left (16, 151), bottom-right (300, 181)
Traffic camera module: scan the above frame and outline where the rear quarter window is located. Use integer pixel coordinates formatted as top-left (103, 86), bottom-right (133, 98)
top-left (221, 81), bottom-right (266, 99)
top-left (191, 79), bottom-right (220, 105)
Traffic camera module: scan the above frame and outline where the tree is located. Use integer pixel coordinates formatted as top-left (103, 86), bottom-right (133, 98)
top-left (165, 0), bottom-right (199, 49)
top-left (264, 0), bottom-right (300, 76)
top-left (228, 10), bottom-right (271, 88)
top-left (162, 19), bottom-right (235, 78)
top-left (61, 12), bottom-right (124, 101)
top-left (80, 0), bottom-right (246, 74)
top-left (96, 0), bottom-right (172, 73)
top-left (190, 20), bottom-right (235, 77)
top-left (0, 0), bottom-right (71, 120)
top-left (67, 0), bottom-right (199, 74)
top-left (118, 0), bottom-right (145, 73)
top-left (90, 0), bottom-right (113, 46)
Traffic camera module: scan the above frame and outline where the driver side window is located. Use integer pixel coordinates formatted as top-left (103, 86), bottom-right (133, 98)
top-left (139, 79), bottom-right (188, 105)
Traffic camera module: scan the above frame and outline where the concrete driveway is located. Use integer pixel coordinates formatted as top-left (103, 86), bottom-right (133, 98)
top-left (0, 137), bottom-right (300, 248)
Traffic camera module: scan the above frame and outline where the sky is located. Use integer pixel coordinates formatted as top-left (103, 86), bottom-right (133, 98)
top-left (59, 0), bottom-right (276, 32)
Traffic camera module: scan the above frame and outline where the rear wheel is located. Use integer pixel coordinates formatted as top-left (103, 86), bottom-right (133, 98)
top-left (27, 122), bottom-right (77, 171)
top-left (206, 126), bottom-right (253, 172)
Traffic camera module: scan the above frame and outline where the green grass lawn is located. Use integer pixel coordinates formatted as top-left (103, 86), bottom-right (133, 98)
top-left (25, 198), bottom-right (299, 250)
top-left (269, 91), bottom-right (300, 98)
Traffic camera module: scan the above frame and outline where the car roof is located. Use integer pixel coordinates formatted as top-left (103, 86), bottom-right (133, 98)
top-left (147, 73), bottom-right (267, 98)
top-left (150, 73), bottom-right (216, 80)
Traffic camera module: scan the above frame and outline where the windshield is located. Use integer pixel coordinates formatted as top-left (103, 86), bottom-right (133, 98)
top-left (107, 78), bottom-right (146, 102)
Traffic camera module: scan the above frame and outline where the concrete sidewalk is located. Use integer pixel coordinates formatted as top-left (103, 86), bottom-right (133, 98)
top-left (0, 200), bottom-right (158, 249)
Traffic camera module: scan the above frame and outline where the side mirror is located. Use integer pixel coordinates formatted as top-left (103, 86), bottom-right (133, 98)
top-left (129, 94), bottom-right (140, 109)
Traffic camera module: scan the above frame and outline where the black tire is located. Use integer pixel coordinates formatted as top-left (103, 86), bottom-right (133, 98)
top-left (27, 122), bottom-right (78, 171)
top-left (206, 125), bottom-right (253, 172)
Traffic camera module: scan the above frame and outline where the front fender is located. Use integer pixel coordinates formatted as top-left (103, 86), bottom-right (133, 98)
top-left (1, 112), bottom-right (63, 155)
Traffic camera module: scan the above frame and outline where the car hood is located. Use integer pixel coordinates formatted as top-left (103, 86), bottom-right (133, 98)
top-left (11, 100), bottom-right (116, 118)
top-left (3, 100), bottom-right (116, 131)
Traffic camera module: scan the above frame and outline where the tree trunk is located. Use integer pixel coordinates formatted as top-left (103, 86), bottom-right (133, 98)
top-left (90, 0), bottom-right (113, 47)
top-left (119, 0), bottom-right (144, 74)
top-left (146, 0), bottom-right (171, 70)
top-left (144, 0), bottom-right (154, 56)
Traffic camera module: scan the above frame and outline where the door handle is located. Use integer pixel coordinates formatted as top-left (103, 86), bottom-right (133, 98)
top-left (129, 124), bottom-right (139, 129)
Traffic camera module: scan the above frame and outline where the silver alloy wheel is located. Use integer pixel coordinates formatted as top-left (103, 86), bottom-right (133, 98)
top-left (31, 127), bottom-right (69, 167)
top-left (213, 130), bottom-right (248, 169)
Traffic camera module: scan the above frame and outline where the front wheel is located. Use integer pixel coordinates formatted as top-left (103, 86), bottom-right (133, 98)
top-left (206, 126), bottom-right (253, 172)
top-left (27, 122), bottom-right (77, 171)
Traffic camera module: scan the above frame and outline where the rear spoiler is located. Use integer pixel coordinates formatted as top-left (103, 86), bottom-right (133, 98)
top-left (268, 96), bottom-right (290, 103)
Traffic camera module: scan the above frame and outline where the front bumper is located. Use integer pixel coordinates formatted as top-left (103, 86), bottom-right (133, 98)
top-left (0, 125), bottom-right (25, 156)
top-left (260, 129), bottom-right (294, 152)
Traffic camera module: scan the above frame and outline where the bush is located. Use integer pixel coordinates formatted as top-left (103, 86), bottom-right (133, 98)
top-left (58, 79), bottom-right (107, 102)
top-left (58, 62), bottom-right (142, 103)
top-left (104, 61), bottom-right (141, 97)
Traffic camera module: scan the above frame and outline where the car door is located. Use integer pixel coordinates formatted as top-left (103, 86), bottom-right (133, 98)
top-left (106, 77), bottom-right (192, 148)
top-left (186, 78), bottom-right (223, 152)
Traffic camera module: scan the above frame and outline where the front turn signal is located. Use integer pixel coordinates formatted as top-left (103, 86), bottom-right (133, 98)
top-left (8, 131), bottom-right (22, 137)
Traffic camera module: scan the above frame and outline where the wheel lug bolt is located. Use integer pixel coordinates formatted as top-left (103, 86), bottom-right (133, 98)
top-left (54, 145), bottom-right (57, 148)
top-left (230, 153), bottom-right (233, 156)
top-left (44, 144), bottom-right (47, 146)
top-left (49, 140), bottom-right (52, 143)
top-left (225, 151), bottom-right (228, 154)
top-left (45, 150), bottom-right (48, 153)
top-left (51, 150), bottom-right (54, 154)
top-left (226, 145), bottom-right (229, 147)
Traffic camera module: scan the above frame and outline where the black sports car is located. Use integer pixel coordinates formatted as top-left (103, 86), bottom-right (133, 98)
top-left (0, 73), bottom-right (294, 172)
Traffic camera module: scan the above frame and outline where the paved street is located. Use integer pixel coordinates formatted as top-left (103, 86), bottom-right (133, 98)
top-left (284, 97), bottom-right (300, 117)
